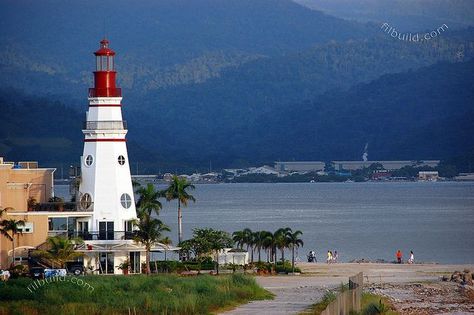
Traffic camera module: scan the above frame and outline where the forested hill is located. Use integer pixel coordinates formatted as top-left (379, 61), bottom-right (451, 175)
top-left (0, 0), bottom-right (376, 101)
top-left (2, 59), bottom-right (472, 171)
top-left (240, 59), bottom-right (474, 164)
top-left (0, 89), bottom-right (171, 171)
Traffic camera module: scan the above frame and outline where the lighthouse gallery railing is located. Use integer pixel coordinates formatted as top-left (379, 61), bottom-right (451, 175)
top-left (83, 121), bottom-right (127, 130)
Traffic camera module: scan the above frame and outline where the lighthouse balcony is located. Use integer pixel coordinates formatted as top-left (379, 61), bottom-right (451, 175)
top-left (29, 202), bottom-right (94, 212)
top-left (88, 88), bottom-right (121, 98)
top-left (83, 120), bottom-right (127, 130)
top-left (71, 230), bottom-right (134, 241)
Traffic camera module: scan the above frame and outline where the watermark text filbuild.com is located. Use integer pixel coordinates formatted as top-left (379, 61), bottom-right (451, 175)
top-left (27, 276), bottom-right (94, 293)
top-left (381, 23), bottom-right (448, 42)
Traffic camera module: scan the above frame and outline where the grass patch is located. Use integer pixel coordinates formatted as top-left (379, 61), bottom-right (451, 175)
top-left (0, 274), bottom-right (273, 315)
top-left (300, 292), bottom-right (398, 315)
top-left (300, 290), bottom-right (336, 314)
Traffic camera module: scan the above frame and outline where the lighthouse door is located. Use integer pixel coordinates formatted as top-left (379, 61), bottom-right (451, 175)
top-left (99, 221), bottom-right (114, 240)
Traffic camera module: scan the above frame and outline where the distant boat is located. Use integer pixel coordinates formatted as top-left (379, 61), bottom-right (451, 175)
top-left (345, 179), bottom-right (354, 183)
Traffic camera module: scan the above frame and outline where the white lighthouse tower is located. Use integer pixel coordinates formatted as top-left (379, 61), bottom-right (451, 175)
top-left (78, 39), bottom-right (136, 247)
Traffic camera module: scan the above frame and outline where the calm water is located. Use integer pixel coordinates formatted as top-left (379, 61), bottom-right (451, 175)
top-left (56, 182), bottom-right (474, 263)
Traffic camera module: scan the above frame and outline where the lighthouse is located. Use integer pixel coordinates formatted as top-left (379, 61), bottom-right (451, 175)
top-left (75, 39), bottom-right (138, 273)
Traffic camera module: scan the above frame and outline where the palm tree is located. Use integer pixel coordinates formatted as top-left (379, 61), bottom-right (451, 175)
top-left (275, 227), bottom-right (291, 263)
top-left (32, 236), bottom-right (84, 268)
top-left (162, 175), bottom-right (195, 244)
top-left (287, 230), bottom-right (304, 273)
top-left (253, 231), bottom-right (272, 262)
top-left (0, 218), bottom-right (25, 266)
top-left (136, 183), bottom-right (163, 217)
top-left (237, 228), bottom-right (254, 263)
top-left (261, 231), bottom-right (275, 263)
top-left (232, 230), bottom-right (246, 249)
top-left (133, 209), bottom-right (170, 275)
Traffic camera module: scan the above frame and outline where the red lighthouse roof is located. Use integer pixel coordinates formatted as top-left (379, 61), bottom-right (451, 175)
top-left (94, 39), bottom-right (116, 56)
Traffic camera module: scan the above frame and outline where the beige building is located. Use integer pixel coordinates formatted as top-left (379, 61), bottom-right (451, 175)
top-left (0, 157), bottom-right (54, 268)
top-left (418, 171), bottom-right (439, 181)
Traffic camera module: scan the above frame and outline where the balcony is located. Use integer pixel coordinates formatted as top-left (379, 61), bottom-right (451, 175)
top-left (72, 231), bottom-right (135, 241)
top-left (83, 121), bottom-right (127, 130)
top-left (88, 88), bottom-right (121, 98)
top-left (30, 202), bottom-right (93, 212)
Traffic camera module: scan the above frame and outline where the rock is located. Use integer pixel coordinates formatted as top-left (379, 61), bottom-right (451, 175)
top-left (463, 271), bottom-right (473, 286)
top-left (441, 275), bottom-right (449, 281)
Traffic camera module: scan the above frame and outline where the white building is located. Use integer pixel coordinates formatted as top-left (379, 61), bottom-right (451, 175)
top-left (275, 161), bottom-right (325, 173)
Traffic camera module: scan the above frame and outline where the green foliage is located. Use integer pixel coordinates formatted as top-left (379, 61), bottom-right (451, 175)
top-left (0, 274), bottom-right (273, 314)
top-left (180, 228), bottom-right (234, 260)
top-left (135, 183), bottom-right (163, 216)
top-left (31, 236), bottom-right (84, 268)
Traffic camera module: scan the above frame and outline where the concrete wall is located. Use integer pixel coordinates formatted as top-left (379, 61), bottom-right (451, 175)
top-left (0, 213), bottom-right (49, 268)
top-left (0, 164), bottom-right (55, 211)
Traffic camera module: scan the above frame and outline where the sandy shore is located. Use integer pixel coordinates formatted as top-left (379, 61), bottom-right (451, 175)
top-left (220, 263), bottom-right (474, 315)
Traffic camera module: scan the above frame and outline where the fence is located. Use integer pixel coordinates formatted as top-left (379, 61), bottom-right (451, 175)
top-left (321, 272), bottom-right (363, 315)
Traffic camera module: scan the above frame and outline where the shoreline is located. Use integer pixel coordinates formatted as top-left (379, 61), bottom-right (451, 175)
top-left (222, 263), bottom-right (474, 315)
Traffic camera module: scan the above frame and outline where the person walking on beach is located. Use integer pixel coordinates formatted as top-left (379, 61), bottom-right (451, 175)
top-left (333, 250), bottom-right (338, 263)
top-left (396, 250), bottom-right (403, 264)
top-left (408, 251), bottom-right (414, 264)
top-left (327, 250), bottom-right (333, 264)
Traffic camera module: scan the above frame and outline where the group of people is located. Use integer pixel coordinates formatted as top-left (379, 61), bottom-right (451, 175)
top-left (326, 250), bottom-right (338, 264)
top-left (306, 250), bottom-right (339, 263)
top-left (396, 250), bottom-right (415, 264)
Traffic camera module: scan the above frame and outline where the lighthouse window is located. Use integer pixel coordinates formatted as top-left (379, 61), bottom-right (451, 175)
top-left (85, 155), bottom-right (94, 166)
top-left (120, 193), bottom-right (132, 209)
top-left (118, 155), bottom-right (126, 165)
top-left (80, 193), bottom-right (92, 210)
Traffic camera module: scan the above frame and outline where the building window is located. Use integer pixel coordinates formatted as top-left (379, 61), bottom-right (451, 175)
top-left (18, 222), bottom-right (34, 233)
top-left (118, 155), bottom-right (126, 165)
top-left (120, 193), bottom-right (132, 209)
top-left (130, 252), bottom-right (140, 274)
top-left (85, 155), bottom-right (94, 166)
top-left (80, 193), bottom-right (92, 210)
top-left (48, 218), bottom-right (67, 231)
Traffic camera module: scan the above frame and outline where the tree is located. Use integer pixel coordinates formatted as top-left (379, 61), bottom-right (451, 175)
top-left (242, 228), bottom-right (254, 263)
top-left (232, 230), bottom-right (246, 249)
top-left (162, 176), bottom-right (195, 244)
top-left (209, 229), bottom-right (233, 274)
top-left (136, 183), bottom-right (163, 217)
top-left (253, 231), bottom-right (272, 262)
top-left (133, 209), bottom-right (170, 275)
top-left (287, 230), bottom-right (304, 273)
top-left (179, 228), bottom-right (233, 274)
top-left (32, 236), bottom-right (84, 268)
top-left (0, 218), bottom-right (25, 266)
top-left (275, 227), bottom-right (291, 262)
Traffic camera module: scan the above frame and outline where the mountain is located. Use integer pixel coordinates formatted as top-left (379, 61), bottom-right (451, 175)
top-left (0, 0), bottom-right (376, 101)
top-left (2, 59), bottom-right (472, 171)
top-left (295, 0), bottom-right (474, 32)
top-left (132, 30), bottom-right (474, 165)
top-left (239, 59), bottom-right (474, 163)
top-left (1, 1), bottom-right (473, 170)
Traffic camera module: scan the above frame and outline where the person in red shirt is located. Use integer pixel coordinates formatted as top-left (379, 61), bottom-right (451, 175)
top-left (396, 250), bottom-right (403, 264)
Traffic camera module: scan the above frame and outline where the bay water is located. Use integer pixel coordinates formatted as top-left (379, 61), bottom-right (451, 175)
top-left (56, 182), bottom-right (474, 264)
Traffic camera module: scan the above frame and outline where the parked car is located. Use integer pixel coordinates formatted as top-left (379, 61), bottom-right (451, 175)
top-left (29, 267), bottom-right (45, 280)
top-left (65, 262), bottom-right (84, 276)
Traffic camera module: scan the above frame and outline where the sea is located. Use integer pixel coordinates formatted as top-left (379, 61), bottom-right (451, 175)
top-left (55, 182), bottom-right (474, 264)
